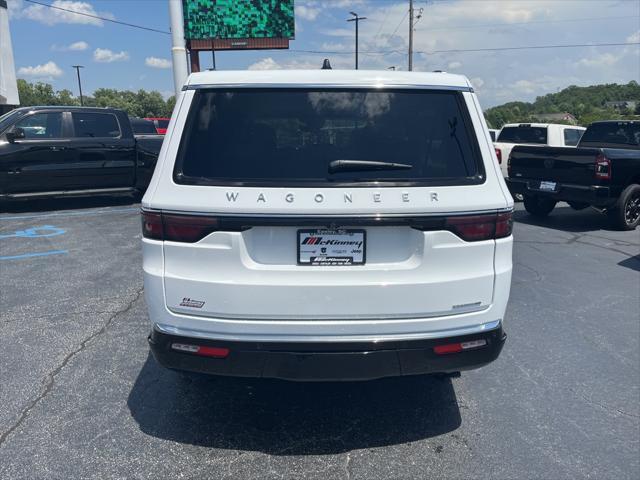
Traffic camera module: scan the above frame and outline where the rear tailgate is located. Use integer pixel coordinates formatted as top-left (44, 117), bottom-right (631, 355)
top-left (509, 145), bottom-right (600, 185)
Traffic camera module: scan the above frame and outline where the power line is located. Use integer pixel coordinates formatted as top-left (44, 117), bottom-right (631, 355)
top-left (289, 41), bottom-right (639, 56)
top-left (23, 0), bottom-right (170, 35)
top-left (425, 41), bottom-right (640, 55)
top-left (419, 15), bottom-right (640, 32)
top-left (389, 9), bottom-right (409, 39)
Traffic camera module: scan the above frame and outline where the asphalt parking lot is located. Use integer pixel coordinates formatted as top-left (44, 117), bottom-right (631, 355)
top-left (0, 196), bottom-right (638, 479)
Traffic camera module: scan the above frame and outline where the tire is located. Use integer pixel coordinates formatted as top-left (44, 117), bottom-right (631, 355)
top-left (607, 184), bottom-right (640, 231)
top-left (523, 195), bottom-right (556, 217)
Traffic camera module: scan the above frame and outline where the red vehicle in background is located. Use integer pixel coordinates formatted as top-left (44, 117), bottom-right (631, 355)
top-left (144, 117), bottom-right (170, 135)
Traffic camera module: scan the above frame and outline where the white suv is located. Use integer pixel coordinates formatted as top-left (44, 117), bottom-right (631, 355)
top-left (142, 70), bottom-right (513, 381)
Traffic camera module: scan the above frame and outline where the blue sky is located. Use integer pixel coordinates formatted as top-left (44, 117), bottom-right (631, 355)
top-left (6, 0), bottom-right (640, 107)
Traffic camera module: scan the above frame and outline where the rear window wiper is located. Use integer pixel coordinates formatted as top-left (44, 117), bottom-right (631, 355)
top-left (328, 159), bottom-right (413, 174)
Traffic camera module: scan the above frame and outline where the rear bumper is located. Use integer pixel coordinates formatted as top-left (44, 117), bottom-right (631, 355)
top-left (506, 178), bottom-right (613, 207)
top-left (148, 324), bottom-right (506, 381)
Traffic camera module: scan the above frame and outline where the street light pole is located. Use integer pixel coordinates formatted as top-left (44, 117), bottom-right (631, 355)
top-left (347, 11), bottom-right (367, 70)
top-left (72, 65), bottom-right (84, 106)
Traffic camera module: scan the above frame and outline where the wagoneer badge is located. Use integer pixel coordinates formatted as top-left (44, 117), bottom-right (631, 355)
top-left (179, 298), bottom-right (205, 308)
top-left (225, 191), bottom-right (439, 204)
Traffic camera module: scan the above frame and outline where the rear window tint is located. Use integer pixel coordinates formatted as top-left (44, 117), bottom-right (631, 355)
top-left (563, 128), bottom-right (583, 146)
top-left (580, 122), bottom-right (640, 148)
top-left (497, 126), bottom-right (548, 144)
top-left (72, 112), bottom-right (121, 138)
top-left (174, 89), bottom-right (484, 187)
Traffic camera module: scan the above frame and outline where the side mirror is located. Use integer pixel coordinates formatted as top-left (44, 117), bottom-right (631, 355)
top-left (6, 127), bottom-right (25, 143)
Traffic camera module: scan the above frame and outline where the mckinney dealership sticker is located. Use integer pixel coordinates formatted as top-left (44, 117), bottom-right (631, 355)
top-left (298, 229), bottom-right (366, 266)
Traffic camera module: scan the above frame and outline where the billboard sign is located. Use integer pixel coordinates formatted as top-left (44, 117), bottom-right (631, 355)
top-left (183, 0), bottom-right (294, 41)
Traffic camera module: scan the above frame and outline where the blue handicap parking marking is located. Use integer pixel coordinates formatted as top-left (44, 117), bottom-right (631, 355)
top-left (0, 225), bottom-right (68, 261)
top-left (0, 225), bottom-right (67, 240)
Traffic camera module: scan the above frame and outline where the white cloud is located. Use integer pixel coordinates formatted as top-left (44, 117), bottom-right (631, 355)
top-left (513, 79), bottom-right (536, 94)
top-left (145, 57), bottom-right (172, 69)
top-left (448, 61), bottom-right (462, 70)
top-left (52, 41), bottom-right (89, 52)
top-left (321, 42), bottom-right (349, 52)
top-left (248, 58), bottom-right (280, 70)
top-left (626, 30), bottom-right (640, 43)
top-left (577, 53), bottom-right (620, 68)
top-left (93, 48), bottom-right (129, 63)
top-left (470, 77), bottom-right (485, 89)
top-left (20, 1), bottom-right (114, 26)
top-left (17, 61), bottom-right (63, 78)
top-left (296, 5), bottom-right (320, 21)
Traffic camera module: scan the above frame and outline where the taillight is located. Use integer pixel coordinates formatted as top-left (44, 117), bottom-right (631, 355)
top-left (595, 154), bottom-right (611, 180)
top-left (141, 211), bottom-right (223, 242)
top-left (444, 211), bottom-right (513, 241)
top-left (141, 211), bottom-right (163, 240)
top-left (163, 214), bottom-right (219, 242)
top-left (494, 147), bottom-right (502, 164)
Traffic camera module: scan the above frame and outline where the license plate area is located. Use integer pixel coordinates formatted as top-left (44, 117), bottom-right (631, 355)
top-left (297, 229), bottom-right (366, 266)
top-left (537, 180), bottom-right (557, 192)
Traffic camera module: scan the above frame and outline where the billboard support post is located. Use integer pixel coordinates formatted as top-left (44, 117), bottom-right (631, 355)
top-left (189, 49), bottom-right (201, 73)
top-left (169, 0), bottom-right (189, 96)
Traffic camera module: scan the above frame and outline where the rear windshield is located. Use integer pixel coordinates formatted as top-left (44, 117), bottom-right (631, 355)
top-left (157, 119), bottom-right (170, 129)
top-left (580, 122), bottom-right (640, 148)
top-left (174, 89), bottom-right (484, 186)
top-left (130, 118), bottom-right (158, 134)
top-left (497, 126), bottom-right (548, 144)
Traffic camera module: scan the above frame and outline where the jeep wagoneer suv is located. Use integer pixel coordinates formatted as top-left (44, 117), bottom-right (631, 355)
top-left (141, 70), bottom-right (513, 381)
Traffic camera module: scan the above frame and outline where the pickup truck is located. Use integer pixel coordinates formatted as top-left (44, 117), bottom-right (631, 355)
top-left (507, 121), bottom-right (640, 230)
top-left (0, 106), bottom-right (163, 200)
top-left (494, 123), bottom-right (586, 177)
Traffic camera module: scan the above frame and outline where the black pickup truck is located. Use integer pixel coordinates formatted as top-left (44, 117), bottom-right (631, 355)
top-left (507, 121), bottom-right (640, 230)
top-left (0, 106), bottom-right (163, 200)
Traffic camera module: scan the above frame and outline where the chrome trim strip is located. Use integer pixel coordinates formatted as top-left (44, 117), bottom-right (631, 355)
top-left (184, 83), bottom-right (473, 92)
top-left (153, 319), bottom-right (502, 343)
top-left (166, 304), bottom-right (490, 321)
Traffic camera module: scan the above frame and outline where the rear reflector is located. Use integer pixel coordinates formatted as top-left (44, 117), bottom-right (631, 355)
top-left (434, 339), bottom-right (487, 355)
top-left (171, 343), bottom-right (230, 358)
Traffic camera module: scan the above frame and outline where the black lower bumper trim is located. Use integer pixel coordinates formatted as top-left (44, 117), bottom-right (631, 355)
top-left (506, 178), bottom-right (613, 207)
top-left (148, 326), bottom-right (506, 382)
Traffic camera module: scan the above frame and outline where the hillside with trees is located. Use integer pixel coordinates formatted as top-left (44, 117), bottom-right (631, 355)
top-left (15, 79), bottom-right (175, 118)
top-left (485, 81), bottom-right (640, 128)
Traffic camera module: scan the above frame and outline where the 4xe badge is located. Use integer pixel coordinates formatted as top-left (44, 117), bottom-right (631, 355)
top-left (179, 297), bottom-right (205, 308)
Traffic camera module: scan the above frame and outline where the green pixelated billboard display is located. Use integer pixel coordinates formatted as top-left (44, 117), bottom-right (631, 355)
top-left (183, 0), bottom-right (295, 40)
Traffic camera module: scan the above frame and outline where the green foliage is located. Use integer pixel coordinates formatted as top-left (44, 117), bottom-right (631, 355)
top-left (485, 81), bottom-right (640, 128)
top-left (17, 80), bottom-right (174, 117)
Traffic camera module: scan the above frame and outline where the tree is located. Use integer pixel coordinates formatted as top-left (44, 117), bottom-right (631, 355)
top-left (16, 80), bottom-right (175, 118)
top-left (484, 81), bottom-right (640, 127)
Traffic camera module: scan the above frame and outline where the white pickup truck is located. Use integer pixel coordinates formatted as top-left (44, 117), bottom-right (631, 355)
top-left (494, 123), bottom-right (586, 177)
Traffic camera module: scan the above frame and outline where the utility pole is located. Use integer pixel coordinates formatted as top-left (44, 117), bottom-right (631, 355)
top-left (347, 11), bottom-right (367, 70)
top-left (408, 0), bottom-right (414, 71)
top-left (168, 0), bottom-right (189, 96)
top-left (72, 65), bottom-right (84, 106)
top-left (408, 1), bottom-right (423, 71)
